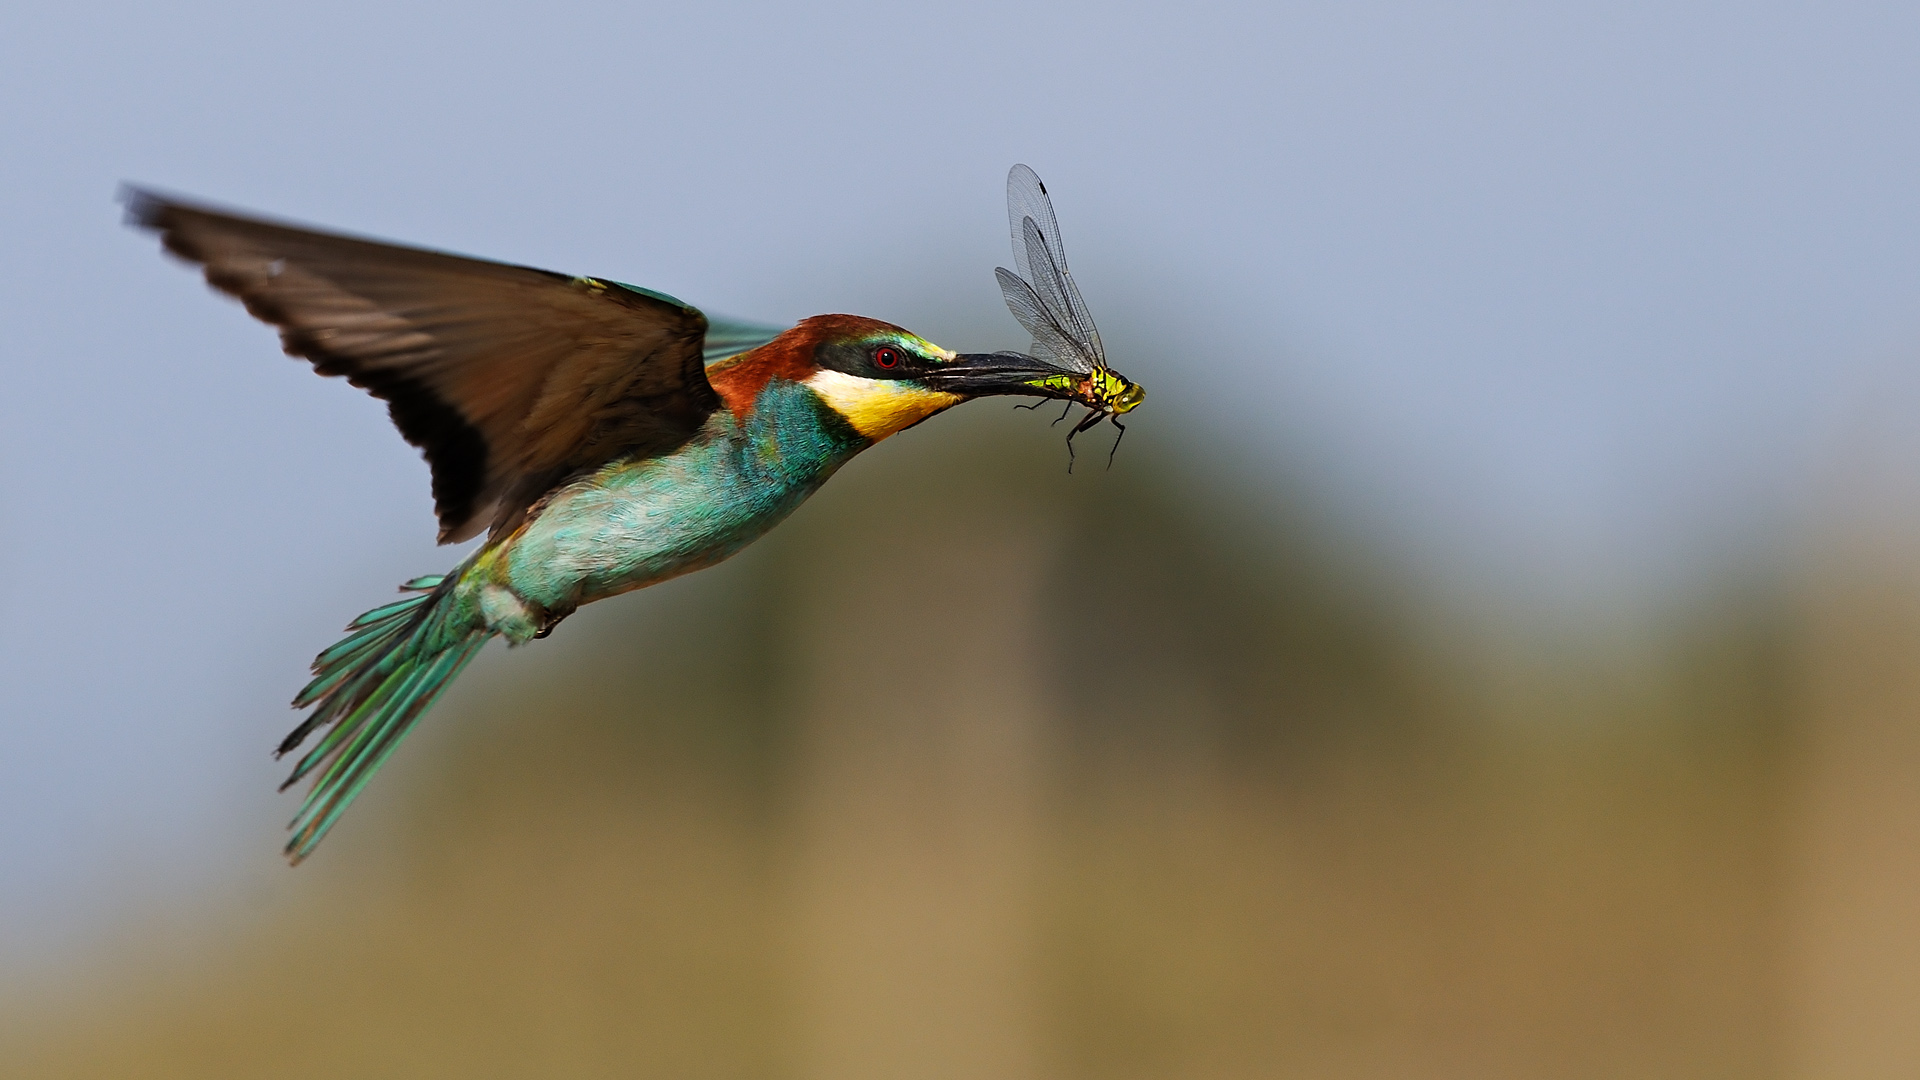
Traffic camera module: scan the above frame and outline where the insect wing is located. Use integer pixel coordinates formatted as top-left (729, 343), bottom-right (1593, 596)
top-left (1004, 165), bottom-right (1106, 371)
top-left (1017, 206), bottom-right (1104, 369)
top-left (995, 267), bottom-right (1094, 374)
top-left (1005, 165), bottom-right (1061, 284)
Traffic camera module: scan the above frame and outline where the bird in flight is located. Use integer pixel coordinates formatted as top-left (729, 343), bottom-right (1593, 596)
top-left (127, 165), bottom-right (1144, 861)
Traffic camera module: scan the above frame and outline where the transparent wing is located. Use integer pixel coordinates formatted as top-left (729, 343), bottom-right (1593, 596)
top-left (995, 267), bottom-right (1094, 374)
top-left (1002, 164), bottom-right (1105, 370)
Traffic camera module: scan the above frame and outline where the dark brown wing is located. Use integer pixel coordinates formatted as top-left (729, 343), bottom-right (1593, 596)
top-left (125, 187), bottom-right (718, 543)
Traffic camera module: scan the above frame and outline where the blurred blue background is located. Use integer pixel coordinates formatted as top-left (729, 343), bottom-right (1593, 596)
top-left (6, 2), bottom-right (1920, 1075)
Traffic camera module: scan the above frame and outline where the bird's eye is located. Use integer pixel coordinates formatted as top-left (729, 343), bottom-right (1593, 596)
top-left (874, 346), bottom-right (901, 369)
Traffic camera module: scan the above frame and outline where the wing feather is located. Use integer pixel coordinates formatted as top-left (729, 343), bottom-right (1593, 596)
top-left (126, 188), bottom-right (720, 542)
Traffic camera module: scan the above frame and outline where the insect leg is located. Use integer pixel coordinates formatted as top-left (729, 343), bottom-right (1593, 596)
top-left (1105, 415), bottom-right (1127, 469)
top-left (1052, 401), bottom-right (1076, 427)
top-left (1068, 410), bottom-right (1108, 437)
top-left (1064, 408), bottom-right (1108, 474)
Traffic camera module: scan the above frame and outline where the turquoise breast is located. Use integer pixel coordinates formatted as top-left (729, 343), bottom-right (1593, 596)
top-left (502, 378), bottom-right (867, 610)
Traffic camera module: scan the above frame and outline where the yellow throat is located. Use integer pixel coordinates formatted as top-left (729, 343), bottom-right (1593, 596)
top-left (804, 368), bottom-right (964, 441)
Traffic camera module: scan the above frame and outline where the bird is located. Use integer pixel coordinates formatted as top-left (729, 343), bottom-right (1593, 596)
top-left (126, 165), bottom-right (1143, 861)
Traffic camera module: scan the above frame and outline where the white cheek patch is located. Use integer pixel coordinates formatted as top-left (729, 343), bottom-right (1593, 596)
top-left (805, 368), bottom-right (963, 441)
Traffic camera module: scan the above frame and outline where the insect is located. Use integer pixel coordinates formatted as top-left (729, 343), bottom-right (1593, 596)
top-left (993, 165), bottom-right (1146, 469)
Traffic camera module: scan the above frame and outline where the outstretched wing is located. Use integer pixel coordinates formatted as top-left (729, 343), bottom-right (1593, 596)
top-left (996, 164), bottom-right (1105, 375)
top-left (126, 188), bottom-right (745, 543)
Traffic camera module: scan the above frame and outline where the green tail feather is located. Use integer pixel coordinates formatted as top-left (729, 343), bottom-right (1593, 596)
top-left (277, 574), bottom-right (488, 862)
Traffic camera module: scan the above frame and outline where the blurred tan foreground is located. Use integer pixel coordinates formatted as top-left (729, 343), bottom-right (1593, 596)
top-left (6, 411), bottom-right (1920, 1079)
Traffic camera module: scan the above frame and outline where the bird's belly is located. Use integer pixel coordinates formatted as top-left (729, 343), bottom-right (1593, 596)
top-left (500, 441), bottom-right (837, 610)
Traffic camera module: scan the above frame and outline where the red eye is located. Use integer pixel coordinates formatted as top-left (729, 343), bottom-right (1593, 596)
top-left (874, 346), bottom-right (900, 369)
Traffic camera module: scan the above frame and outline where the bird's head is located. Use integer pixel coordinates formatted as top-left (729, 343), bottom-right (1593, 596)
top-left (715, 314), bottom-right (1127, 443)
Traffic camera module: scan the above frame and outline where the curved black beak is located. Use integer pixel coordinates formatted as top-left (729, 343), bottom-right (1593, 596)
top-left (932, 352), bottom-right (1147, 418)
top-left (930, 351), bottom-right (1085, 399)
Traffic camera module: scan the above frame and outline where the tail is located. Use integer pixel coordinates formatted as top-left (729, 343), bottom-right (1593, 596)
top-left (277, 574), bottom-right (490, 862)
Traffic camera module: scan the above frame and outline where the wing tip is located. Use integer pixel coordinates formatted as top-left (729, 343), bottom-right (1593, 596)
top-left (118, 183), bottom-right (169, 230)
top-left (119, 184), bottom-right (218, 232)
top-left (117, 184), bottom-right (219, 269)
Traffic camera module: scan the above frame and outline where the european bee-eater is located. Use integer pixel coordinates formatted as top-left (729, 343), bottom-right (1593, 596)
top-left (128, 166), bottom-right (1143, 861)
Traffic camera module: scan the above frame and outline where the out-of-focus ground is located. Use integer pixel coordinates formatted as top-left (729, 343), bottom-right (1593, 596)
top-left (7, 407), bottom-right (1920, 1079)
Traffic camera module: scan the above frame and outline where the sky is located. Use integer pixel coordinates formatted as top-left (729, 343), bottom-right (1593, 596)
top-left (3, 0), bottom-right (1920, 971)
